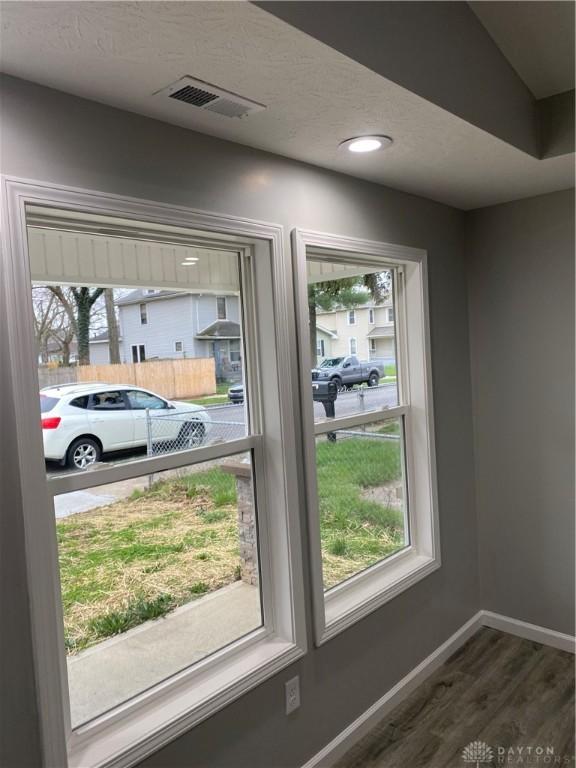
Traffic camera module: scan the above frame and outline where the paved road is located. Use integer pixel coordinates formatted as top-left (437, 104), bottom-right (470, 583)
top-left (49, 383), bottom-right (398, 516)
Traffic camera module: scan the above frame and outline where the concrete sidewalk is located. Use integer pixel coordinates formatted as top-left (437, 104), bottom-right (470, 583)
top-left (68, 581), bottom-right (261, 727)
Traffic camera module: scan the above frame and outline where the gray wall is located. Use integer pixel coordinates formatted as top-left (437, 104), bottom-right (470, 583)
top-left (1, 74), bottom-right (477, 768)
top-left (467, 189), bottom-right (575, 636)
top-left (0, 259), bottom-right (43, 768)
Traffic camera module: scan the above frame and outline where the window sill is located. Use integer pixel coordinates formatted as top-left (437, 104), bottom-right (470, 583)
top-left (68, 634), bottom-right (304, 768)
top-left (320, 550), bottom-right (440, 645)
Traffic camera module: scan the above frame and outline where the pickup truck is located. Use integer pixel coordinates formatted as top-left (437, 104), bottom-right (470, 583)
top-left (311, 356), bottom-right (384, 389)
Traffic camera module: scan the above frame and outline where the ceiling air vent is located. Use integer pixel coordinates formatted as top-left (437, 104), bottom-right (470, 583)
top-left (155, 77), bottom-right (266, 119)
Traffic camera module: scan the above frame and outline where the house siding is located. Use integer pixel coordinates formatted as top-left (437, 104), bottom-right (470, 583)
top-left (119, 294), bottom-right (195, 361)
top-left (318, 302), bottom-right (395, 361)
top-left (89, 342), bottom-right (111, 366)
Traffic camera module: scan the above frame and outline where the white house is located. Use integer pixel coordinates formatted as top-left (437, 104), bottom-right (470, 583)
top-left (89, 289), bottom-right (242, 380)
top-left (315, 300), bottom-right (396, 363)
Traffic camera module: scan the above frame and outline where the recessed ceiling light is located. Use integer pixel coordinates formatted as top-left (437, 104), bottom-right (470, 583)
top-left (339, 135), bottom-right (393, 153)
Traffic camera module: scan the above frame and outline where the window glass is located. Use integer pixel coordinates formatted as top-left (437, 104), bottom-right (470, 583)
top-left (309, 259), bottom-right (398, 421)
top-left (140, 303), bottom-right (148, 325)
top-left (70, 396), bottom-right (89, 409)
top-left (316, 419), bottom-right (408, 591)
top-left (229, 338), bottom-right (241, 363)
top-left (90, 391), bottom-right (127, 411)
top-left (126, 390), bottom-right (167, 410)
top-left (368, 308), bottom-right (374, 324)
top-left (217, 296), bottom-right (227, 320)
top-left (40, 394), bottom-right (60, 412)
top-left (174, 341), bottom-right (183, 353)
top-left (56, 453), bottom-right (261, 727)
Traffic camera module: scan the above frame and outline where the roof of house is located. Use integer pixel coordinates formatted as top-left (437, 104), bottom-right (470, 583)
top-left (89, 330), bottom-right (110, 344)
top-left (316, 323), bottom-right (338, 339)
top-left (367, 326), bottom-right (395, 338)
top-left (196, 320), bottom-right (241, 339)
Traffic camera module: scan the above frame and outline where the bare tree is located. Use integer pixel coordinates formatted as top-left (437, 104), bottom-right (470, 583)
top-left (104, 289), bottom-right (121, 364)
top-left (47, 286), bottom-right (104, 365)
top-left (31, 288), bottom-right (60, 362)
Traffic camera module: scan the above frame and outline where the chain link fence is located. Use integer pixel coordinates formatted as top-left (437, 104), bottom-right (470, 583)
top-left (145, 407), bottom-right (246, 456)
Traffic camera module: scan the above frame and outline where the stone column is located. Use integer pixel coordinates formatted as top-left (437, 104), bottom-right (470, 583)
top-left (221, 460), bottom-right (259, 586)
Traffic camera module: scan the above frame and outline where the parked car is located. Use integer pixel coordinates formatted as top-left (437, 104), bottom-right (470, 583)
top-left (40, 383), bottom-right (211, 470)
top-left (311, 356), bottom-right (383, 389)
top-left (228, 384), bottom-right (244, 404)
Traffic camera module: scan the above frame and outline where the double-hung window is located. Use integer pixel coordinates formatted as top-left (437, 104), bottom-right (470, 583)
top-left (2, 180), bottom-right (305, 768)
top-left (294, 230), bottom-right (440, 644)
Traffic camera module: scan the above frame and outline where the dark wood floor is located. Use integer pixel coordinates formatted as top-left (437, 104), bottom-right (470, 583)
top-left (335, 628), bottom-right (575, 768)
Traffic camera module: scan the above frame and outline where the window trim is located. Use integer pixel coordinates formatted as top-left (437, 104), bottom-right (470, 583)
top-left (368, 307), bottom-right (375, 324)
top-left (174, 340), bottom-right (183, 353)
top-left (348, 336), bottom-right (357, 355)
top-left (347, 308), bottom-right (356, 325)
top-left (1, 176), bottom-right (307, 768)
top-left (292, 228), bottom-right (440, 646)
top-left (139, 302), bottom-right (148, 325)
top-left (131, 343), bottom-right (146, 363)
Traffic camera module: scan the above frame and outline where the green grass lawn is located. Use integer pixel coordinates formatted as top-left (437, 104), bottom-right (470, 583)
top-left (58, 433), bottom-right (404, 652)
top-left (186, 382), bottom-right (232, 406)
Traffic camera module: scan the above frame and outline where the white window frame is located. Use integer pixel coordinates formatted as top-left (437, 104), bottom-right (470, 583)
top-left (139, 302), bottom-right (148, 325)
top-left (174, 340), bottom-right (183, 353)
top-left (316, 338), bottom-right (325, 358)
top-left (368, 307), bottom-right (375, 324)
top-left (347, 308), bottom-right (356, 325)
top-left (387, 307), bottom-right (395, 323)
top-left (369, 338), bottom-right (377, 353)
top-left (292, 229), bottom-right (440, 645)
top-left (131, 343), bottom-right (146, 363)
top-left (349, 336), bottom-right (357, 355)
top-left (1, 177), bottom-right (307, 768)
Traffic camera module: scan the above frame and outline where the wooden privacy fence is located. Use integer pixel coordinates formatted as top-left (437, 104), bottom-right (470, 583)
top-left (77, 358), bottom-right (216, 399)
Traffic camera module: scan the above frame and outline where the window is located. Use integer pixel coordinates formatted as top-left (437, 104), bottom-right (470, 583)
top-left (140, 303), bottom-right (148, 325)
top-left (216, 296), bottom-right (227, 319)
top-left (347, 309), bottom-right (356, 325)
top-left (7, 186), bottom-right (305, 768)
top-left (387, 307), bottom-right (394, 323)
top-left (90, 390), bottom-right (127, 411)
top-left (131, 343), bottom-right (146, 362)
top-left (316, 339), bottom-right (325, 358)
top-left (40, 394), bottom-right (60, 412)
top-left (294, 230), bottom-right (439, 645)
top-left (125, 389), bottom-right (167, 410)
top-left (229, 338), bottom-right (241, 363)
top-left (368, 308), bottom-right (375, 324)
top-left (70, 395), bottom-right (89, 409)
top-left (174, 340), bottom-right (183, 353)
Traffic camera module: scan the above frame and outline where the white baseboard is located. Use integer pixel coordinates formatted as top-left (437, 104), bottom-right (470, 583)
top-left (302, 611), bottom-right (484, 768)
top-left (480, 610), bottom-right (576, 654)
top-left (302, 610), bottom-right (575, 768)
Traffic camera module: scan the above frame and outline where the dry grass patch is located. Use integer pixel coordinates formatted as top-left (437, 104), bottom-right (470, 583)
top-left (58, 469), bottom-right (241, 653)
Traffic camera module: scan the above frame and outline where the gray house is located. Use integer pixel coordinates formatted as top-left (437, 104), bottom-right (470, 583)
top-left (89, 289), bottom-right (242, 380)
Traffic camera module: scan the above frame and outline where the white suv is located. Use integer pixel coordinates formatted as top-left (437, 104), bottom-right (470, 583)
top-left (41, 383), bottom-right (212, 470)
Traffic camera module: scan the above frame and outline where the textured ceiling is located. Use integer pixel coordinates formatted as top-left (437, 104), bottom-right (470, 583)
top-left (0, 1), bottom-right (573, 210)
top-left (469, 1), bottom-right (575, 98)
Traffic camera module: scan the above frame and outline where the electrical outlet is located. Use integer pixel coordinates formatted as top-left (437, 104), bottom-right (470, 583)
top-left (285, 675), bottom-right (300, 715)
